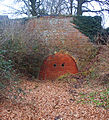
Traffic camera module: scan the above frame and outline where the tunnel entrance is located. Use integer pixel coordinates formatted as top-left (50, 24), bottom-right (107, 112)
top-left (39, 53), bottom-right (78, 80)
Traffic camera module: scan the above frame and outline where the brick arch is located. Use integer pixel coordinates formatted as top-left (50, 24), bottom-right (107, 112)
top-left (39, 53), bottom-right (78, 80)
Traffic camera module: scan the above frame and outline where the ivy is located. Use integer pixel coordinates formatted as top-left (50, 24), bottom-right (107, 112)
top-left (72, 16), bottom-right (102, 42)
top-left (0, 49), bottom-right (12, 79)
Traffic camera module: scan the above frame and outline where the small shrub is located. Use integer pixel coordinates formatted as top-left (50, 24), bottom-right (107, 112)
top-left (0, 49), bottom-right (15, 96)
top-left (0, 49), bottom-right (13, 81)
top-left (1, 38), bottom-right (43, 77)
top-left (0, 48), bottom-right (27, 101)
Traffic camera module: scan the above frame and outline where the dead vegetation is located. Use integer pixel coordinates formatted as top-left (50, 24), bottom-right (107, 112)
top-left (0, 77), bottom-right (109, 120)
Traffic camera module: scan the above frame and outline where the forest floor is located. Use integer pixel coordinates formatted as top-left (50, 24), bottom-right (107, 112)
top-left (0, 76), bottom-right (109, 120)
top-left (0, 45), bottom-right (109, 120)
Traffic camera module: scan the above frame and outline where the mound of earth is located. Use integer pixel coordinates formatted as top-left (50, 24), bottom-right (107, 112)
top-left (2, 16), bottom-right (95, 71)
top-left (0, 17), bottom-right (109, 120)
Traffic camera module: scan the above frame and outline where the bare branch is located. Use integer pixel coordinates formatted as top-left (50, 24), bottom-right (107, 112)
top-left (83, 9), bottom-right (109, 13)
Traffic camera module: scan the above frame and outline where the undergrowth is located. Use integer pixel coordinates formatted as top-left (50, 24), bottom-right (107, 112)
top-left (0, 20), bottom-right (46, 99)
top-left (72, 16), bottom-right (102, 42)
top-left (0, 49), bottom-right (13, 87)
top-left (72, 16), bottom-right (109, 44)
top-left (1, 39), bottom-right (42, 77)
top-left (77, 88), bottom-right (109, 110)
top-left (0, 49), bottom-right (21, 100)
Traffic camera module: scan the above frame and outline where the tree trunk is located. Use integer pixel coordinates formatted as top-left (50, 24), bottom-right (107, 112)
top-left (77, 0), bottom-right (84, 15)
top-left (30, 0), bottom-right (37, 16)
top-left (70, 0), bottom-right (73, 15)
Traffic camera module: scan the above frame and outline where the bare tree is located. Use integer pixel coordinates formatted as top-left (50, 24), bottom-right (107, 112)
top-left (76, 0), bottom-right (84, 15)
top-left (16, 0), bottom-right (44, 16)
top-left (75, 0), bottom-right (109, 15)
top-left (43, 0), bottom-right (68, 15)
top-left (65, 0), bottom-right (74, 15)
top-left (4, 0), bottom-right (109, 17)
top-left (69, 0), bottom-right (74, 15)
